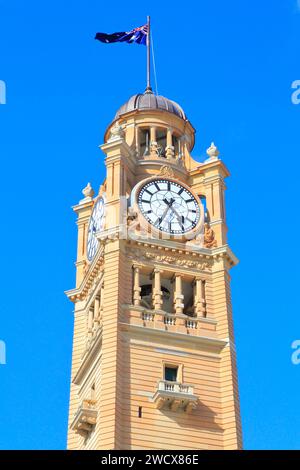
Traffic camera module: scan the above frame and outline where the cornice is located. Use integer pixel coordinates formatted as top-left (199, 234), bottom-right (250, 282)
top-left (72, 200), bottom-right (94, 214)
top-left (126, 238), bottom-right (238, 270)
top-left (189, 159), bottom-right (230, 178)
top-left (212, 245), bottom-right (239, 266)
top-left (65, 246), bottom-right (104, 302)
top-left (101, 138), bottom-right (134, 160)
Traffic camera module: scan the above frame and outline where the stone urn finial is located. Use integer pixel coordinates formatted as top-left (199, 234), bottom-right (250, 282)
top-left (206, 142), bottom-right (220, 159)
top-left (82, 182), bottom-right (95, 199)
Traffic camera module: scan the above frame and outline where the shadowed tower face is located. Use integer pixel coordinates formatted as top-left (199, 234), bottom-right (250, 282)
top-left (65, 88), bottom-right (242, 450)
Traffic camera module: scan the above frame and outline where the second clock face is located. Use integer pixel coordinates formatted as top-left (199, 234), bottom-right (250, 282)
top-left (137, 179), bottom-right (200, 234)
top-left (87, 197), bottom-right (105, 262)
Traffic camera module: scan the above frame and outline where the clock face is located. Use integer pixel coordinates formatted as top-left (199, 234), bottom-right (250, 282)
top-left (87, 197), bottom-right (105, 262)
top-left (137, 179), bottom-right (201, 234)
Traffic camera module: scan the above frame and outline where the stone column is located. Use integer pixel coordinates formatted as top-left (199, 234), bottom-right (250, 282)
top-left (94, 294), bottom-right (100, 327)
top-left (166, 127), bottom-right (174, 159)
top-left (178, 137), bottom-right (184, 164)
top-left (173, 273), bottom-right (184, 315)
top-left (133, 265), bottom-right (141, 306)
top-left (135, 126), bottom-right (140, 157)
top-left (194, 277), bottom-right (206, 317)
top-left (152, 268), bottom-right (163, 310)
top-left (150, 126), bottom-right (158, 157)
top-left (99, 283), bottom-right (104, 322)
top-left (201, 279), bottom-right (207, 317)
top-left (87, 306), bottom-right (94, 338)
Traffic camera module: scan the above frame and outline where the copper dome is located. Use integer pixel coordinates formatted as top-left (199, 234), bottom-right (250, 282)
top-left (114, 90), bottom-right (186, 120)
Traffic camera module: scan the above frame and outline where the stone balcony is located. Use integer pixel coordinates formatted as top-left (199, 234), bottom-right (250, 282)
top-left (121, 305), bottom-right (218, 338)
top-left (70, 399), bottom-right (97, 436)
top-left (153, 380), bottom-right (197, 413)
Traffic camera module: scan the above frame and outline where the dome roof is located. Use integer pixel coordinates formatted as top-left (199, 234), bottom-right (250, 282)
top-left (114, 90), bottom-right (186, 120)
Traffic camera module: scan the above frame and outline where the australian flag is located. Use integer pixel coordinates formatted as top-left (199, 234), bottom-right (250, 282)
top-left (95, 24), bottom-right (148, 46)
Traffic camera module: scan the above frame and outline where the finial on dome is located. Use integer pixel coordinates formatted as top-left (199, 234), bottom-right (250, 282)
top-left (144, 86), bottom-right (153, 94)
top-left (80, 182), bottom-right (94, 204)
top-left (206, 142), bottom-right (220, 159)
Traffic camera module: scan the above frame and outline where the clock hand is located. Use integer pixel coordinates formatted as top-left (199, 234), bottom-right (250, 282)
top-left (155, 197), bottom-right (176, 226)
top-left (169, 206), bottom-right (185, 230)
top-left (163, 197), bottom-right (175, 207)
top-left (156, 204), bottom-right (171, 226)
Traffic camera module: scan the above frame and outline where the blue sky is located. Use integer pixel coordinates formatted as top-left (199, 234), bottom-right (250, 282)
top-left (0, 0), bottom-right (299, 450)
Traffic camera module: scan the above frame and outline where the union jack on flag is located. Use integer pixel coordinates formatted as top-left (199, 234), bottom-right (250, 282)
top-left (95, 24), bottom-right (148, 46)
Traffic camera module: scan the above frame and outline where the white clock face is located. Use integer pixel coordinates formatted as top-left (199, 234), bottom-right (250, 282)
top-left (87, 197), bottom-right (105, 262)
top-left (137, 179), bottom-right (201, 234)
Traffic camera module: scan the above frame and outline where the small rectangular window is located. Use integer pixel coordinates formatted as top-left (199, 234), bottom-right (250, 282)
top-left (138, 406), bottom-right (142, 418)
top-left (164, 366), bottom-right (178, 382)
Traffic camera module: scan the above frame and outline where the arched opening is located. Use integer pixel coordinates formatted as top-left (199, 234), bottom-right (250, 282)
top-left (140, 284), bottom-right (171, 310)
top-left (156, 128), bottom-right (167, 158)
top-left (172, 134), bottom-right (179, 157)
top-left (140, 128), bottom-right (150, 156)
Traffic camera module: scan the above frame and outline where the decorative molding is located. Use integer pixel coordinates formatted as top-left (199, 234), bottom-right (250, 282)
top-left (107, 120), bottom-right (125, 142)
top-left (137, 159), bottom-right (188, 177)
top-left (126, 239), bottom-right (238, 269)
top-left (158, 165), bottom-right (175, 178)
top-left (65, 250), bottom-right (104, 302)
top-left (126, 245), bottom-right (212, 271)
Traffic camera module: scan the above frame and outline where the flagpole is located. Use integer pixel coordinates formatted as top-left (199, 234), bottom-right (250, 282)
top-left (146, 15), bottom-right (152, 93)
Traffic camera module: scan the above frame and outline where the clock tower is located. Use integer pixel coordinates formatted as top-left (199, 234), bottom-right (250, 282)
top-left (66, 88), bottom-right (242, 450)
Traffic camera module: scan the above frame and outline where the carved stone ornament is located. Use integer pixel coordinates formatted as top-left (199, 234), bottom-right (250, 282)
top-left (158, 165), bottom-right (174, 178)
top-left (82, 182), bottom-right (95, 199)
top-left (108, 121), bottom-right (125, 142)
top-left (206, 142), bottom-right (220, 159)
top-left (204, 223), bottom-right (217, 248)
top-left (127, 206), bottom-right (138, 224)
top-left (126, 247), bottom-right (212, 271)
top-left (82, 259), bottom-right (88, 275)
top-left (70, 254), bottom-right (105, 302)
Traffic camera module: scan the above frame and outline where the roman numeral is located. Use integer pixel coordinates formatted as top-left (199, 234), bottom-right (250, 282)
top-left (178, 188), bottom-right (184, 195)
